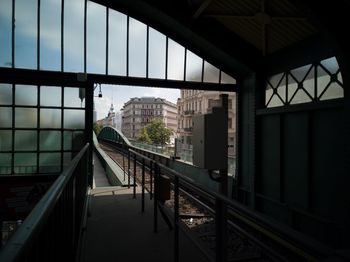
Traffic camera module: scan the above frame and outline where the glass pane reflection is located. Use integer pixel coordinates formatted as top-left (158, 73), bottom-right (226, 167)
top-left (148, 28), bottom-right (166, 79)
top-left (64, 87), bottom-right (85, 108)
top-left (39, 153), bottom-right (61, 173)
top-left (40, 86), bottom-right (61, 107)
top-left (0, 0), bottom-right (12, 67)
top-left (0, 84), bottom-right (12, 105)
top-left (108, 10), bottom-right (127, 76)
top-left (129, 18), bottom-right (147, 77)
top-left (40, 131), bottom-right (61, 150)
top-left (40, 0), bottom-right (61, 71)
top-left (14, 153), bottom-right (37, 174)
top-left (64, 0), bottom-right (84, 72)
top-left (15, 0), bottom-right (37, 69)
top-left (0, 131), bottom-right (12, 151)
top-left (15, 108), bottom-right (37, 128)
top-left (15, 85), bottom-right (37, 106)
top-left (40, 109), bottom-right (61, 128)
top-left (15, 131), bottom-right (37, 151)
top-left (186, 50), bottom-right (202, 82)
top-left (167, 39), bottom-right (185, 80)
top-left (64, 110), bottom-right (85, 129)
top-left (87, 2), bottom-right (106, 74)
top-left (203, 62), bottom-right (220, 83)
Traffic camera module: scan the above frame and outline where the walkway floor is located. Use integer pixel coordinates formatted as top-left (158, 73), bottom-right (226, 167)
top-left (82, 154), bottom-right (210, 262)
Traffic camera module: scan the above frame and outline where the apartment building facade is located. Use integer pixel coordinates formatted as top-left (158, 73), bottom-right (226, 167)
top-left (121, 97), bottom-right (177, 139)
top-left (177, 90), bottom-right (236, 156)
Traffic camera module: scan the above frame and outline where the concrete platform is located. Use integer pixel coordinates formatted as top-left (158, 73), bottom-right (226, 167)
top-left (82, 156), bottom-right (210, 262)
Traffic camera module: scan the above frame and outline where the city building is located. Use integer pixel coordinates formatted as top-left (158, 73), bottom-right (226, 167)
top-left (121, 97), bottom-right (177, 139)
top-left (177, 90), bottom-right (236, 156)
top-left (96, 103), bottom-right (119, 128)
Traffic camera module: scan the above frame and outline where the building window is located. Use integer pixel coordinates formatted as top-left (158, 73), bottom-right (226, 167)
top-left (228, 118), bottom-right (232, 129)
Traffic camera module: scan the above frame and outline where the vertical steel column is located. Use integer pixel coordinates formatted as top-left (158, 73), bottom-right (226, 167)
top-left (105, 7), bottom-right (109, 75)
top-left (85, 82), bottom-right (94, 187)
top-left (128, 150), bottom-right (130, 188)
top-left (122, 147), bottom-right (125, 181)
top-left (37, 0), bottom-right (41, 70)
top-left (133, 153), bottom-right (136, 198)
top-left (61, 0), bottom-right (64, 72)
top-left (11, 0), bottom-right (15, 68)
top-left (174, 176), bottom-right (179, 262)
top-left (83, 0), bottom-right (87, 73)
top-left (150, 161), bottom-right (153, 200)
top-left (142, 158), bottom-right (145, 212)
top-left (215, 199), bottom-right (227, 262)
top-left (153, 163), bottom-right (158, 233)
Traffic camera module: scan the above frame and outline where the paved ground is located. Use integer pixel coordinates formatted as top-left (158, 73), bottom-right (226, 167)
top-left (92, 153), bottom-right (110, 188)
top-left (82, 155), bottom-right (210, 262)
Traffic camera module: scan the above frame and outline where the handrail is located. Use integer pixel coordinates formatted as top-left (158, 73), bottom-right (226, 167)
top-left (129, 148), bottom-right (336, 260)
top-left (0, 143), bottom-right (90, 262)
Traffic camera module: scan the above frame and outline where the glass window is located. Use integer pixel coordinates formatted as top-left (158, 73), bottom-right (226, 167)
top-left (87, 2), bottom-right (106, 74)
top-left (15, 131), bottom-right (37, 151)
top-left (15, 85), bottom-right (37, 106)
top-left (39, 153), bottom-right (61, 173)
top-left (64, 0), bottom-right (84, 72)
top-left (129, 18), bottom-right (147, 77)
top-left (40, 131), bottom-right (61, 151)
top-left (0, 153), bottom-right (12, 174)
top-left (0, 0), bottom-right (12, 67)
top-left (0, 131), bottom-right (12, 151)
top-left (14, 153), bottom-right (37, 174)
top-left (40, 109), bottom-right (61, 128)
top-left (40, 0), bottom-right (61, 71)
top-left (186, 50), bottom-right (202, 82)
top-left (40, 86), bottom-right (61, 107)
top-left (0, 108), bottom-right (12, 127)
top-left (108, 10), bottom-right (127, 76)
top-left (64, 87), bottom-right (85, 108)
top-left (167, 39), bottom-right (185, 80)
top-left (149, 28), bottom-right (166, 79)
top-left (64, 110), bottom-right (85, 129)
top-left (203, 62), bottom-right (220, 83)
top-left (0, 84), bottom-right (12, 105)
top-left (15, 0), bottom-right (37, 69)
top-left (15, 108), bottom-right (37, 128)
top-left (221, 72), bottom-right (236, 84)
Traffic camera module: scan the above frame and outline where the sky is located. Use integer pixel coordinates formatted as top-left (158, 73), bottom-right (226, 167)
top-left (94, 85), bottom-right (180, 120)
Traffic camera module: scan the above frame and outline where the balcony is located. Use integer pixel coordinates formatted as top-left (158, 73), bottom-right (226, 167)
top-left (183, 110), bottom-right (194, 115)
top-left (183, 127), bottom-right (193, 132)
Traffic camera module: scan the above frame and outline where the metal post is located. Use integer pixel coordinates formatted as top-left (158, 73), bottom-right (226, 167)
top-left (142, 158), bottom-right (145, 213)
top-left (133, 153), bottom-right (136, 199)
top-left (174, 176), bottom-right (179, 262)
top-left (150, 161), bottom-right (153, 200)
top-left (123, 148), bottom-right (125, 181)
top-left (128, 150), bottom-right (130, 188)
top-left (215, 199), bottom-right (227, 262)
top-left (153, 163), bottom-right (158, 233)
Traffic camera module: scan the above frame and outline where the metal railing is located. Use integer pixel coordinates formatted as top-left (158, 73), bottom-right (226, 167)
top-left (127, 148), bottom-right (340, 262)
top-left (0, 144), bottom-right (90, 262)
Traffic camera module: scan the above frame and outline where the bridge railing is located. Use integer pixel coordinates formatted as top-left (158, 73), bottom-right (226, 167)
top-left (127, 148), bottom-right (339, 262)
top-left (0, 144), bottom-right (90, 262)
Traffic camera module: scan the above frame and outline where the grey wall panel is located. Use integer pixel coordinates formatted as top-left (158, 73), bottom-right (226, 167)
top-left (258, 115), bottom-right (280, 200)
top-left (311, 108), bottom-right (347, 226)
top-left (283, 113), bottom-right (309, 209)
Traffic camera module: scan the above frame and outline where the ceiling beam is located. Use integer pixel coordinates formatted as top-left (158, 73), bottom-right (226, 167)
top-left (193, 0), bottom-right (211, 18)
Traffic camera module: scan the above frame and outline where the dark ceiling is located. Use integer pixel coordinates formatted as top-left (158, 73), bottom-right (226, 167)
top-left (94, 0), bottom-right (347, 77)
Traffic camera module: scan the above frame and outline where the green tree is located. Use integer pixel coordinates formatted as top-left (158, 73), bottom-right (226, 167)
top-left (138, 127), bottom-right (151, 143)
top-left (145, 118), bottom-right (173, 145)
top-left (93, 122), bottom-right (103, 135)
